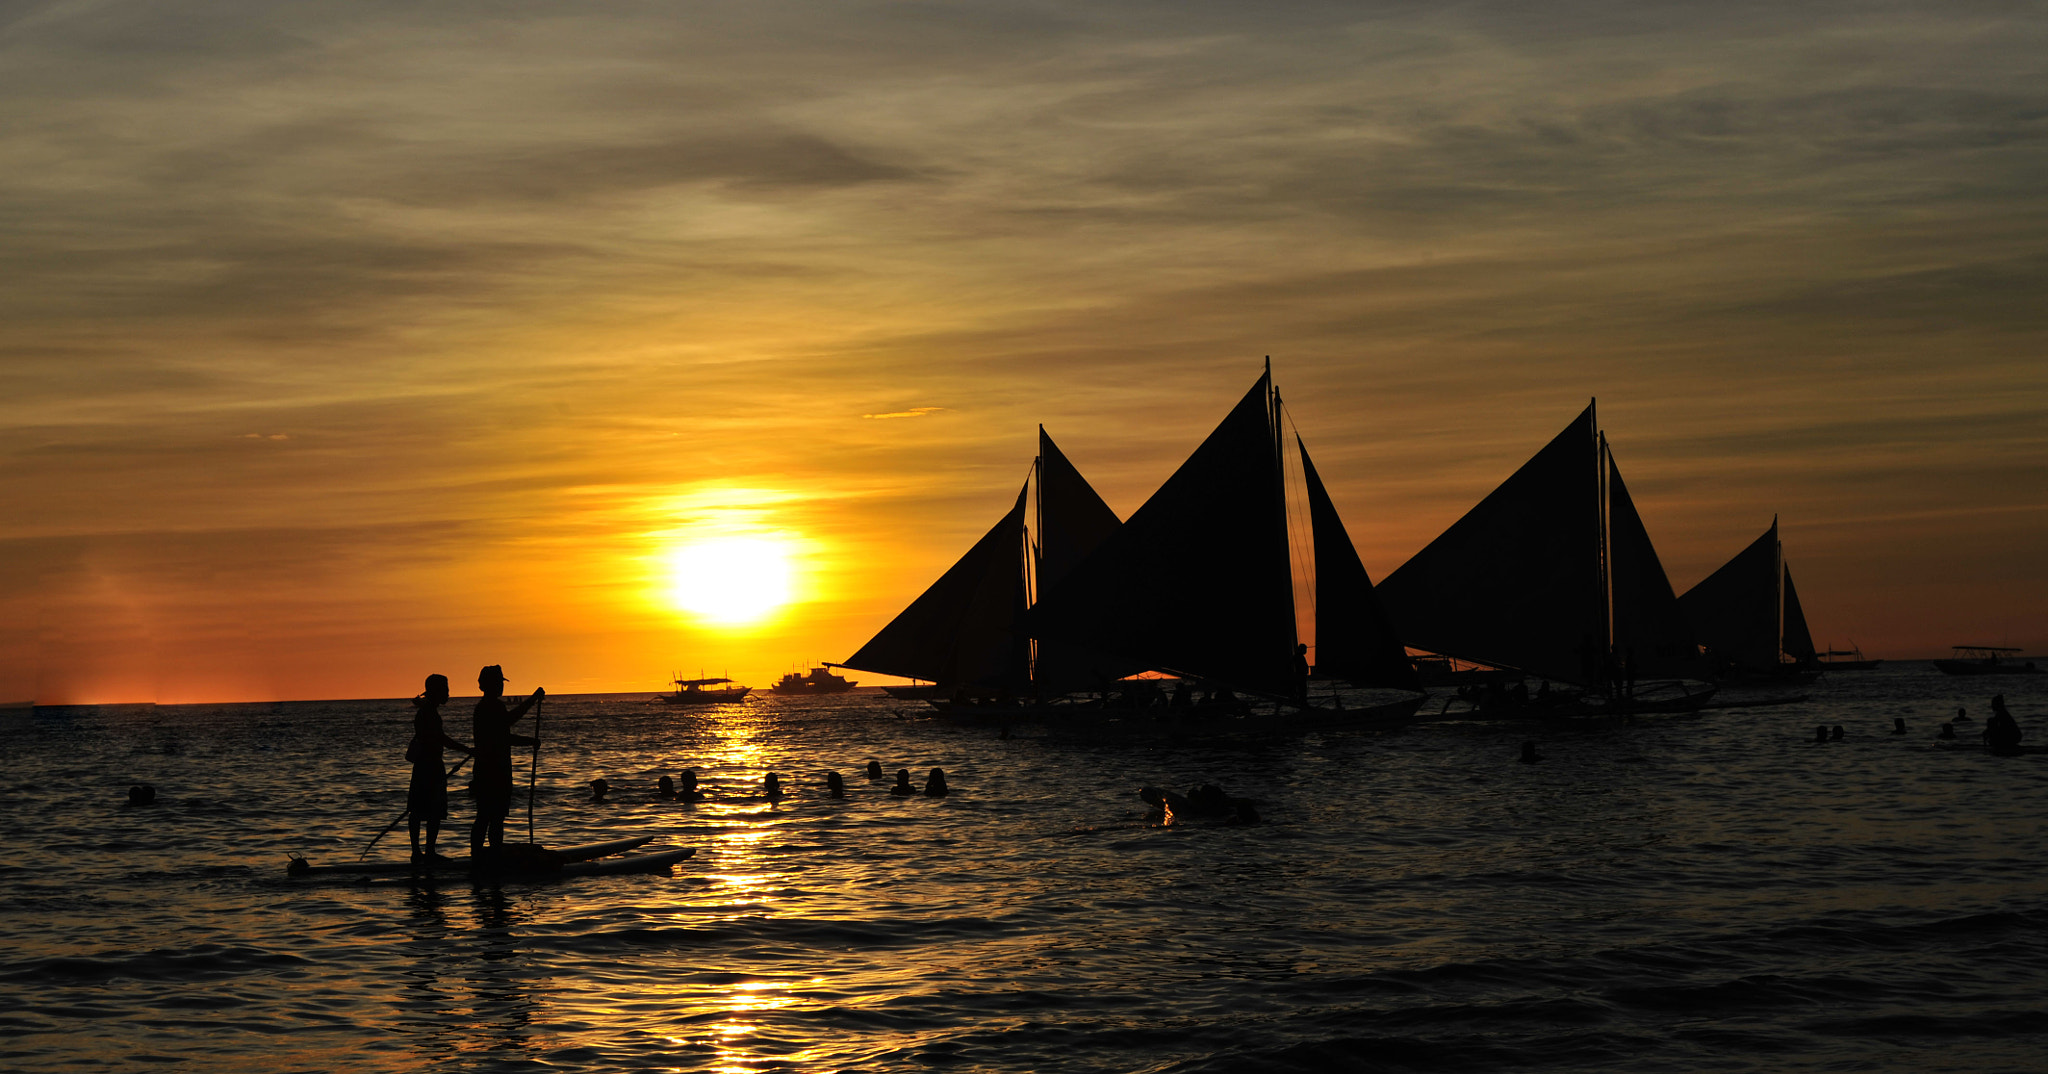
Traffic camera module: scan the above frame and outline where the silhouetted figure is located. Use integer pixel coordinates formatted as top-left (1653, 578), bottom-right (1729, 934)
top-left (127, 784), bottom-right (155, 806)
top-left (825, 771), bottom-right (845, 798)
top-left (922, 768), bottom-right (949, 797)
top-left (1138, 786), bottom-right (1168, 823)
top-left (866, 760), bottom-right (885, 780)
top-left (1892, 718), bottom-right (1907, 735)
top-left (589, 778), bottom-right (610, 802)
top-left (1292, 643), bottom-right (1310, 704)
top-left (1830, 725), bottom-right (1845, 742)
top-left (1230, 801), bottom-right (1262, 825)
top-left (1953, 706), bottom-right (1972, 723)
top-left (657, 775), bottom-right (677, 800)
top-left (470, 665), bottom-right (542, 855)
top-left (1171, 681), bottom-right (1191, 709)
top-left (1519, 741), bottom-right (1541, 763)
top-left (764, 772), bottom-right (783, 802)
top-left (679, 769), bottom-right (704, 802)
top-left (1814, 725), bottom-right (1829, 744)
top-left (1984, 694), bottom-right (2023, 756)
top-left (889, 769), bottom-right (915, 796)
top-left (998, 725), bottom-right (1011, 740)
top-left (1939, 722), bottom-right (1956, 740)
top-left (407, 674), bottom-right (472, 861)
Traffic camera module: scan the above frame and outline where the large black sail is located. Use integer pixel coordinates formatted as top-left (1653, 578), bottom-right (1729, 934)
top-left (1606, 451), bottom-right (1700, 678)
top-left (1029, 373), bottom-right (1297, 696)
top-left (838, 484), bottom-right (1030, 688)
top-left (1782, 565), bottom-right (1817, 664)
top-left (1032, 428), bottom-right (1142, 693)
top-left (1678, 519), bottom-right (1782, 672)
top-left (1299, 438), bottom-right (1421, 691)
top-left (1375, 405), bottom-right (1605, 685)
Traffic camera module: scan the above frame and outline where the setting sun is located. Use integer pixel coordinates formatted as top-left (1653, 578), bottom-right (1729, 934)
top-left (668, 536), bottom-right (795, 625)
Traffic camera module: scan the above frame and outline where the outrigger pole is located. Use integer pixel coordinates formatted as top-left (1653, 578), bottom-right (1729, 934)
top-left (526, 695), bottom-right (543, 844)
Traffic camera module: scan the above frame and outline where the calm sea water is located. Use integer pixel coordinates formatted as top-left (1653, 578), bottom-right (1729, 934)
top-left (1, 666), bottom-right (2044, 1073)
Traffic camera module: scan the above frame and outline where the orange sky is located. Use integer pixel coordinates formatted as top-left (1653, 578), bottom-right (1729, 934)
top-left (4, 3), bottom-right (2044, 703)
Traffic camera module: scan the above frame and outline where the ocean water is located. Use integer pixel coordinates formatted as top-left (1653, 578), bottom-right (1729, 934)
top-left (0, 666), bottom-right (2043, 1073)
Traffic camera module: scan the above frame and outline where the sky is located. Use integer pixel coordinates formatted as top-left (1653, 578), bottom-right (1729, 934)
top-left (4, 0), bottom-right (2045, 703)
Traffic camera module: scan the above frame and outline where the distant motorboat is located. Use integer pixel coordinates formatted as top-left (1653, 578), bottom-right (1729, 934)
top-left (770, 667), bottom-right (856, 695)
top-left (1932, 646), bottom-right (2039, 676)
top-left (657, 676), bottom-right (753, 705)
top-left (1819, 645), bottom-right (1883, 671)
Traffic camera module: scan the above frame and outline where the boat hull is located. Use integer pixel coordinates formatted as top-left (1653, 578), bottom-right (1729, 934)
top-left (1933, 659), bottom-right (2039, 676)
top-left (659, 687), bottom-right (753, 704)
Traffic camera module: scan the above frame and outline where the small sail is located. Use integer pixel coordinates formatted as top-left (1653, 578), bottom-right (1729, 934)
top-left (1032, 428), bottom-right (1142, 694)
top-left (1036, 428), bottom-right (1121, 592)
top-left (1029, 372), bottom-right (1297, 696)
top-left (1606, 450), bottom-right (1700, 679)
top-left (1299, 437), bottom-right (1420, 691)
top-left (838, 484), bottom-right (1030, 689)
top-left (1782, 565), bottom-right (1817, 664)
top-left (1678, 519), bottom-right (1782, 672)
top-left (1375, 405), bottom-right (1604, 685)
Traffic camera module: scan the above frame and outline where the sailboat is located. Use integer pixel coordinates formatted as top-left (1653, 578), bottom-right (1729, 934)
top-left (1027, 363), bottom-right (1421, 715)
top-left (1677, 518), bottom-right (1819, 682)
top-left (831, 426), bottom-right (1127, 702)
top-left (1373, 402), bottom-right (1712, 716)
top-left (839, 364), bottom-right (1422, 722)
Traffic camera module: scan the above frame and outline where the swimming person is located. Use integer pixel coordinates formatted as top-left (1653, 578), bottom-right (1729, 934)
top-left (1984, 694), bottom-right (2023, 756)
top-left (126, 784), bottom-right (155, 806)
top-left (589, 778), bottom-right (610, 802)
top-left (1939, 722), bottom-right (1956, 740)
top-left (889, 769), bottom-right (915, 796)
top-left (1830, 725), bottom-right (1845, 741)
top-left (1519, 741), bottom-right (1542, 763)
top-left (764, 772), bottom-right (784, 802)
top-left (824, 771), bottom-right (845, 798)
top-left (407, 673), bottom-right (472, 862)
top-left (922, 768), bottom-right (949, 797)
top-left (867, 760), bottom-right (885, 780)
top-left (469, 665), bottom-right (543, 855)
top-left (657, 775), bottom-right (677, 800)
top-left (1813, 725), bottom-right (1829, 744)
top-left (1953, 706), bottom-right (1972, 723)
top-left (679, 769), bottom-right (704, 802)
top-left (1892, 718), bottom-right (1907, 735)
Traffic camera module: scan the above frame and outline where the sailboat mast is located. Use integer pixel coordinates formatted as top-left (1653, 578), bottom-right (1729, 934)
top-left (1268, 359), bottom-right (1298, 656)
top-left (1771, 514), bottom-right (1784, 664)
top-left (1597, 422), bottom-right (1613, 660)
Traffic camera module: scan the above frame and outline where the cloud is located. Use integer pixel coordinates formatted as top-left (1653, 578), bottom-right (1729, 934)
top-left (862, 407), bottom-right (947, 420)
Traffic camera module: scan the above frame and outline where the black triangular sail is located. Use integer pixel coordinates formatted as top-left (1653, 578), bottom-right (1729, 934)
top-left (1606, 449), bottom-right (1700, 679)
top-left (838, 484), bottom-right (1030, 689)
top-left (1032, 428), bottom-right (1142, 693)
top-left (1782, 565), bottom-right (1817, 665)
top-left (1678, 519), bottom-right (1782, 672)
top-left (1375, 405), bottom-right (1605, 685)
top-left (1029, 372), bottom-right (1297, 695)
top-left (1299, 437), bottom-right (1421, 691)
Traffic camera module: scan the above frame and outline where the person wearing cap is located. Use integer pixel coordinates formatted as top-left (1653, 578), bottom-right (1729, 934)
top-left (470, 665), bottom-right (544, 854)
top-left (407, 673), bottom-right (471, 862)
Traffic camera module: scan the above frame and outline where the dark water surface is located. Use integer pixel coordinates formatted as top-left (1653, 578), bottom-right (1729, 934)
top-left (2, 666), bottom-right (2044, 1072)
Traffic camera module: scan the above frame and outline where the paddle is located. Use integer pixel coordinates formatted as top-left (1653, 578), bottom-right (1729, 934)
top-left (360, 753), bottom-right (472, 860)
top-left (526, 694), bottom-right (543, 844)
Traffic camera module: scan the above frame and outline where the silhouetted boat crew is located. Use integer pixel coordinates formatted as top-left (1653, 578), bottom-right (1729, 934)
top-left (126, 784), bottom-right (155, 806)
top-left (470, 665), bottom-right (543, 855)
top-left (866, 759), bottom-right (885, 780)
top-left (922, 768), bottom-right (949, 797)
top-left (408, 673), bottom-right (472, 861)
top-left (889, 769), bottom-right (915, 796)
top-left (1984, 694), bottom-right (2023, 755)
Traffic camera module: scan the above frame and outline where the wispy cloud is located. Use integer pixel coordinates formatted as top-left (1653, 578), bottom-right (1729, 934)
top-left (862, 407), bottom-right (947, 420)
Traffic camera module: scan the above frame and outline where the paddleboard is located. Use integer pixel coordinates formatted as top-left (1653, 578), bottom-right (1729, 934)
top-left (289, 835), bottom-right (653, 878)
top-left (560, 847), bottom-right (697, 876)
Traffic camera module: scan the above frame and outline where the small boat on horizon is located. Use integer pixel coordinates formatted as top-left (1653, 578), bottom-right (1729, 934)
top-left (1932, 646), bottom-right (2039, 676)
top-left (771, 666), bottom-right (857, 695)
top-left (1819, 645), bottom-right (1883, 671)
top-left (656, 676), bottom-right (753, 705)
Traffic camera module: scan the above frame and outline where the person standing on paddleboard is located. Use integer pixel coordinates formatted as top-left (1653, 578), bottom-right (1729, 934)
top-left (407, 674), bottom-right (472, 862)
top-left (470, 665), bottom-right (543, 855)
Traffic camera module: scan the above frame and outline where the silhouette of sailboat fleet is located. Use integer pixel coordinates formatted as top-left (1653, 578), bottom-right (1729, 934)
top-left (832, 362), bottom-right (1858, 722)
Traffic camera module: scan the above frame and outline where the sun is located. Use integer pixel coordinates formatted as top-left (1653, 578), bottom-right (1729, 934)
top-left (667, 536), bottom-right (795, 625)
